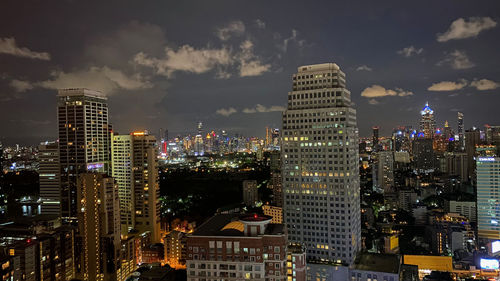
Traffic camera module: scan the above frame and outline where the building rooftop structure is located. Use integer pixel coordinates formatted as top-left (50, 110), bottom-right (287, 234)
top-left (352, 253), bottom-right (400, 274)
top-left (191, 213), bottom-right (284, 237)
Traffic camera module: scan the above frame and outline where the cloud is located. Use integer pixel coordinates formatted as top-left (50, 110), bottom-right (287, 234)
top-left (216, 21), bottom-right (245, 41)
top-left (134, 45), bottom-right (233, 77)
top-left (397, 46), bottom-right (423, 57)
top-left (356, 65), bottom-right (372, 71)
top-left (470, 79), bottom-right (499, 90)
top-left (10, 79), bottom-right (34, 92)
top-left (428, 79), bottom-right (467, 91)
top-left (38, 66), bottom-right (152, 94)
top-left (255, 19), bottom-right (266, 29)
top-left (135, 39), bottom-right (271, 78)
top-left (216, 107), bottom-right (237, 117)
top-left (361, 85), bottom-right (414, 98)
top-left (278, 29), bottom-right (306, 52)
top-left (0, 37), bottom-right (51, 60)
top-left (368, 99), bottom-right (380, 105)
top-left (238, 40), bottom-right (271, 77)
top-left (243, 104), bottom-right (285, 113)
top-left (437, 17), bottom-right (497, 42)
top-left (437, 50), bottom-right (475, 70)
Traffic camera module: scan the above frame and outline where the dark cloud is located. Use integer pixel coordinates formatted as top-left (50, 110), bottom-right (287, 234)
top-left (1, 0), bottom-right (500, 141)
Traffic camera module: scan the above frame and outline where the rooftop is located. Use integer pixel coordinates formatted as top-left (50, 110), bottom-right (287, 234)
top-left (352, 253), bottom-right (400, 274)
top-left (191, 214), bottom-right (284, 237)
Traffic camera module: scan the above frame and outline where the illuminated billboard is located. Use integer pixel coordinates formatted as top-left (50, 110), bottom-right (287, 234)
top-left (480, 258), bottom-right (499, 270)
top-left (86, 163), bottom-right (104, 171)
top-left (492, 241), bottom-right (500, 254)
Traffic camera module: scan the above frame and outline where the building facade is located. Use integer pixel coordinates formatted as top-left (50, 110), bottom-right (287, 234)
top-left (76, 173), bottom-right (121, 281)
top-left (282, 63), bottom-right (361, 264)
top-left (186, 214), bottom-right (292, 281)
top-left (57, 88), bottom-right (111, 220)
top-left (39, 142), bottom-right (61, 216)
top-left (111, 131), bottom-right (161, 242)
top-left (477, 157), bottom-right (500, 240)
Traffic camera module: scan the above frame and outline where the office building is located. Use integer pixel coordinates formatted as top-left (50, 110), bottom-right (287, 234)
top-left (270, 151), bottom-right (283, 207)
top-left (477, 157), bottom-right (500, 240)
top-left (419, 102), bottom-right (435, 139)
top-left (57, 88), bottom-right (111, 220)
top-left (465, 128), bottom-right (481, 181)
top-left (76, 173), bottom-right (121, 281)
top-left (412, 138), bottom-right (434, 173)
top-left (350, 253), bottom-right (401, 281)
top-left (372, 126), bottom-right (379, 151)
top-left (111, 131), bottom-right (161, 241)
top-left (282, 63), bottom-right (361, 264)
top-left (186, 213), bottom-right (295, 281)
top-left (39, 142), bottom-right (61, 216)
top-left (445, 200), bottom-right (476, 223)
top-left (242, 180), bottom-right (258, 207)
top-left (457, 112), bottom-right (464, 150)
top-left (377, 151), bottom-right (394, 192)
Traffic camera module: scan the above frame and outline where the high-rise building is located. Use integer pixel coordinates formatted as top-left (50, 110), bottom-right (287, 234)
top-left (57, 88), bottom-right (111, 220)
top-left (76, 173), bottom-right (121, 281)
top-left (419, 102), bottom-right (435, 139)
top-left (377, 151), bottom-right (394, 192)
top-left (282, 63), bottom-right (361, 264)
top-left (242, 180), bottom-right (258, 207)
top-left (39, 142), bottom-right (61, 216)
top-left (111, 131), bottom-right (161, 242)
top-left (477, 157), bottom-right (500, 240)
top-left (457, 112), bottom-right (464, 150)
top-left (412, 138), bottom-right (435, 173)
top-left (372, 126), bottom-right (379, 151)
top-left (465, 128), bottom-right (481, 181)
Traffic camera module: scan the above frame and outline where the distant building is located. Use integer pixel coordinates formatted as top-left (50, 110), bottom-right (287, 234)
top-left (457, 112), bottom-right (464, 150)
top-left (419, 102), bottom-right (435, 139)
top-left (412, 138), bottom-right (434, 173)
top-left (262, 205), bottom-right (283, 224)
top-left (445, 200), bottom-right (476, 223)
top-left (377, 151), bottom-right (394, 192)
top-left (38, 142), bottom-right (60, 216)
top-left (441, 152), bottom-right (468, 182)
top-left (242, 180), bottom-right (258, 207)
top-left (186, 213), bottom-right (296, 281)
top-left (477, 157), bottom-right (500, 240)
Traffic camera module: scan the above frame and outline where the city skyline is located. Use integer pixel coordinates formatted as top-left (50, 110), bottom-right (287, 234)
top-left (1, 0), bottom-right (500, 141)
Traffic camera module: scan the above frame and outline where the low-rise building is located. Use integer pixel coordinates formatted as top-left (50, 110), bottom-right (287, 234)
top-left (186, 213), bottom-right (293, 281)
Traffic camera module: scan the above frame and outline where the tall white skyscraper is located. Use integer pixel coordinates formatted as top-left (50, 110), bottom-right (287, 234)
top-left (282, 63), bottom-right (361, 265)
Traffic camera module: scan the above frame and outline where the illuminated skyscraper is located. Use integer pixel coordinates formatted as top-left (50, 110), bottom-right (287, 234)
top-left (57, 88), bottom-right (111, 220)
top-left (39, 142), bottom-right (61, 215)
top-left (111, 131), bottom-right (161, 242)
top-left (372, 126), bottom-right (379, 151)
top-left (477, 157), bottom-right (500, 240)
top-left (282, 63), bottom-right (361, 265)
top-left (77, 173), bottom-right (121, 281)
top-left (419, 102), bottom-right (435, 139)
top-left (458, 112), bottom-right (464, 150)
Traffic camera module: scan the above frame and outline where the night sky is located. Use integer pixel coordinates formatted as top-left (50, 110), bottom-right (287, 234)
top-left (1, 0), bottom-right (499, 144)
